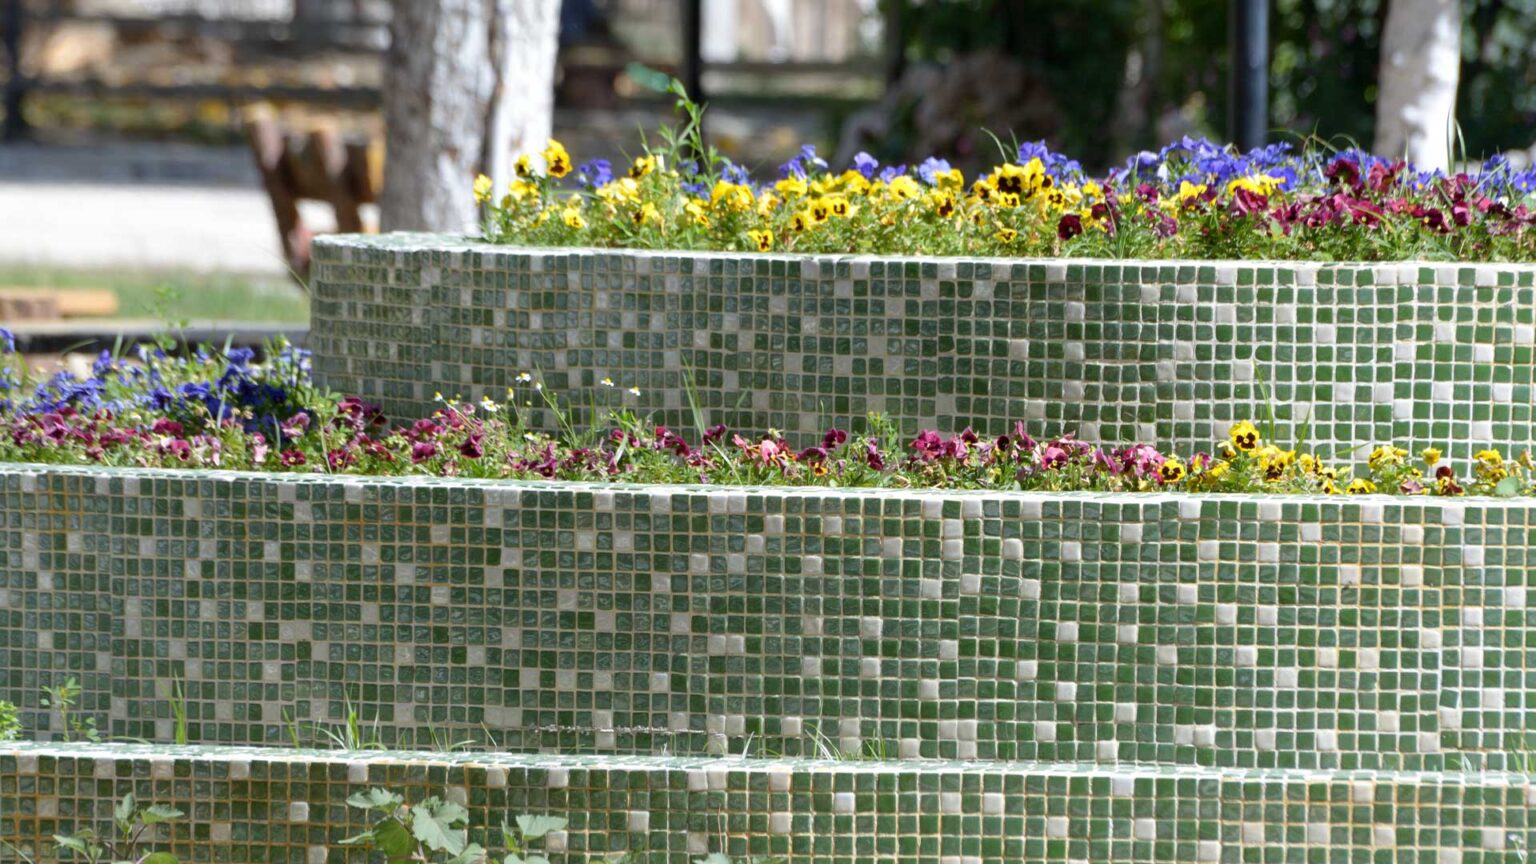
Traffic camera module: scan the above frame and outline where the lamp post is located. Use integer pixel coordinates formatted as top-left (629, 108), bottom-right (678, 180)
top-left (1229, 0), bottom-right (1269, 151)
top-left (2, 0), bottom-right (24, 141)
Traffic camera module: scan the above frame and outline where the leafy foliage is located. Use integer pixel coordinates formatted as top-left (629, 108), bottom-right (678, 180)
top-left (40, 677), bottom-right (99, 744)
top-left (47, 793), bottom-right (183, 864)
top-left (342, 788), bottom-right (570, 864)
top-left (895, 0), bottom-right (1536, 161)
top-left (0, 700), bottom-right (19, 742)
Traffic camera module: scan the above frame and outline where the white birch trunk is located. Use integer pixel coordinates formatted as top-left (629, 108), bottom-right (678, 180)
top-left (381, 0), bottom-right (562, 233)
top-left (1373, 0), bottom-right (1461, 172)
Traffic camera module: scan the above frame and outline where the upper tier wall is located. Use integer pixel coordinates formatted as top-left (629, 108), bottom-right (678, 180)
top-left (2, 462), bottom-right (1532, 771)
top-left (310, 234), bottom-right (1536, 462)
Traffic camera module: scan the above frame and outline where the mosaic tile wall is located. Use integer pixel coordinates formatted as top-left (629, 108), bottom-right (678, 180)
top-left (4, 742), bottom-right (1536, 864)
top-left (311, 234), bottom-right (1536, 464)
top-left (4, 463), bottom-right (1535, 774)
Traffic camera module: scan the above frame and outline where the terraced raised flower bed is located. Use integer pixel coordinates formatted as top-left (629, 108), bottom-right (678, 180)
top-left (10, 116), bottom-right (1536, 861)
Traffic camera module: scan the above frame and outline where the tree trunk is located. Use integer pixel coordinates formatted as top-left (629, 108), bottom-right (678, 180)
top-left (381, 0), bottom-right (562, 233)
top-left (1373, 0), bottom-right (1460, 172)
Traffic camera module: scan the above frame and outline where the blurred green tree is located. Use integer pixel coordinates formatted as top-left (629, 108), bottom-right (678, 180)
top-left (884, 0), bottom-right (1534, 165)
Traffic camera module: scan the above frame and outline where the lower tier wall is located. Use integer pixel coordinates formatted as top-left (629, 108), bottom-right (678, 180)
top-left (3, 464), bottom-right (1533, 772)
top-left (2, 743), bottom-right (1534, 864)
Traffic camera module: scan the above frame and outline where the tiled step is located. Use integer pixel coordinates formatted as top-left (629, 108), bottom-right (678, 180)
top-left (4, 466), bottom-right (1535, 771)
top-left (4, 742), bottom-right (1534, 863)
top-left (312, 235), bottom-right (1536, 463)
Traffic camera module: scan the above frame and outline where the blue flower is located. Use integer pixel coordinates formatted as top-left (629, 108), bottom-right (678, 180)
top-left (877, 164), bottom-right (908, 183)
top-left (1124, 151), bottom-right (1160, 174)
top-left (779, 144), bottom-right (828, 179)
top-left (720, 160), bottom-right (751, 186)
top-left (917, 157), bottom-right (952, 185)
top-left (226, 347), bottom-right (256, 367)
top-left (146, 386), bottom-right (174, 410)
top-left (678, 159), bottom-right (709, 196)
top-left (852, 152), bottom-right (879, 179)
top-left (91, 350), bottom-right (117, 378)
top-left (1015, 140), bottom-right (1083, 180)
top-left (1159, 135), bottom-right (1226, 162)
top-left (178, 381), bottom-right (213, 402)
top-left (577, 158), bottom-right (613, 188)
top-left (0, 327), bottom-right (13, 355)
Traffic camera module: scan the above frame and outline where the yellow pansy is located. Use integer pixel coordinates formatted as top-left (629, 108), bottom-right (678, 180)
top-left (542, 140), bottom-right (572, 178)
top-left (775, 176), bottom-right (809, 198)
top-left (473, 174), bottom-right (494, 204)
top-left (1177, 180), bottom-right (1208, 205)
top-left (1229, 420), bottom-right (1260, 453)
top-left (628, 155), bottom-right (657, 179)
top-left (746, 229), bottom-right (774, 252)
top-left (710, 181), bottom-right (755, 213)
top-left (884, 175), bottom-right (921, 201)
top-left (1225, 174), bottom-right (1283, 197)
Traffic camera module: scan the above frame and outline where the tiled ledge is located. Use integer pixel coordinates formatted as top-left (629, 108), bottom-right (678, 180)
top-left (4, 742), bottom-right (1536, 863)
top-left (310, 233), bottom-right (1536, 462)
top-left (3, 463), bottom-right (1532, 771)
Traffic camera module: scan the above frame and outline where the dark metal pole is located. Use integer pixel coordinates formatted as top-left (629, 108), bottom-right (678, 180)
top-left (678, 0), bottom-right (704, 155)
top-left (679, 0), bottom-right (703, 104)
top-left (883, 0), bottom-right (906, 88)
top-left (1229, 0), bottom-right (1269, 151)
top-left (2, 0), bottom-right (25, 141)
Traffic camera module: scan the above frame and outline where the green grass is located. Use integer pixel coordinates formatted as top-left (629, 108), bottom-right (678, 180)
top-left (0, 266), bottom-right (309, 324)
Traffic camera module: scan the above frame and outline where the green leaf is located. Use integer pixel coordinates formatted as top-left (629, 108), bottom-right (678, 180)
top-left (695, 855), bottom-right (735, 864)
top-left (444, 843), bottom-right (487, 864)
top-left (525, 856), bottom-right (551, 864)
top-left (410, 798), bottom-right (469, 855)
top-left (514, 815), bottom-right (566, 841)
top-left (140, 853), bottom-right (181, 864)
top-left (1496, 476), bottom-right (1522, 497)
top-left (140, 805), bottom-right (184, 825)
top-left (373, 817), bottom-right (415, 860)
top-left (336, 831), bottom-right (376, 847)
top-left (52, 835), bottom-right (90, 853)
top-left (503, 856), bottom-right (525, 864)
top-left (346, 788), bottom-right (403, 813)
top-left (114, 793), bottom-right (137, 830)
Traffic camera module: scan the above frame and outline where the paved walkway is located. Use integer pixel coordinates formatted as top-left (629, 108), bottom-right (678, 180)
top-left (0, 142), bottom-right (304, 275)
top-left (0, 182), bottom-right (299, 275)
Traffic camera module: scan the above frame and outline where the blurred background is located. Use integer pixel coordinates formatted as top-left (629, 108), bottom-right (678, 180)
top-left (0, 0), bottom-right (1532, 356)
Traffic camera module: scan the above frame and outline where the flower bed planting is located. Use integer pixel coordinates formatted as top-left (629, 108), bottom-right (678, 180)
top-left (0, 328), bottom-right (1528, 497)
top-left (474, 93), bottom-right (1536, 263)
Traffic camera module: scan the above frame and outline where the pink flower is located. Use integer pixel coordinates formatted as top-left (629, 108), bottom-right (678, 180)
top-left (458, 433), bottom-right (485, 459)
top-left (864, 438), bottom-right (885, 470)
